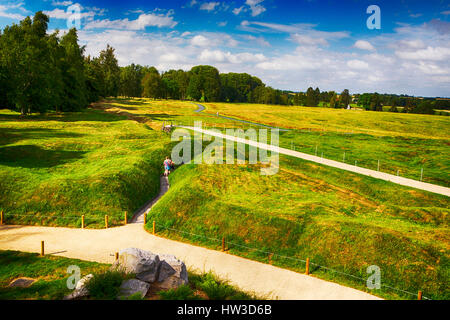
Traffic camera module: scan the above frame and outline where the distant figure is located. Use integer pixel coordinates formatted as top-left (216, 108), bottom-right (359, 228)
top-left (216, 112), bottom-right (219, 116)
top-left (163, 157), bottom-right (174, 176)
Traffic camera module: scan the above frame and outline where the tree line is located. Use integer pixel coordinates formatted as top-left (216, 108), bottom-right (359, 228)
top-left (1, 12), bottom-right (448, 116)
top-left (0, 12), bottom-right (122, 115)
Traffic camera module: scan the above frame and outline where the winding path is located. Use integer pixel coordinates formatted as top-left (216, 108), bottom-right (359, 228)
top-left (0, 174), bottom-right (379, 300)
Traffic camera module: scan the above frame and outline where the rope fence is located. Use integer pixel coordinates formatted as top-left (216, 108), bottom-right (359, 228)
top-left (0, 209), bottom-right (432, 300)
top-left (147, 218), bottom-right (430, 300)
top-left (165, 120), bottom-right (442, 186)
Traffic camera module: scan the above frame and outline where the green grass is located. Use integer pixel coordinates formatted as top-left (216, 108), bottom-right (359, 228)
top-left (2, 98), bottom-right (449, 300)
top-left (145, 160), bottom-right (449, 300)
top-left (203, 102), bottom-right (450, 187)
top-left (0, 108), bottom-right (173, 227)
top-left (0, 250), bottom-right (109, 300)
top-left (0, 250), bottom-right (256, 300)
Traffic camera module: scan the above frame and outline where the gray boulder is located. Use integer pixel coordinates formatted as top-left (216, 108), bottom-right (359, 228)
top-left (118, 279), bottom-right (150, 299)
top-left (157, 254), bottom-right (188, 290)
top-left (63, 274), bottom-right (94, 300)
top-left (112, 248), bottom-right (161, 283)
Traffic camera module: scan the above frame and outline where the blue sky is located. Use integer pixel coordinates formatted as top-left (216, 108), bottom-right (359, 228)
top-left (1, 0), bottom-right (449, 96)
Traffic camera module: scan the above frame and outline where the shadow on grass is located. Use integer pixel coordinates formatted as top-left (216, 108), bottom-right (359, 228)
top-left (0, 145), bottom-right (86, 168)
top-left (0, 127), bottom-right (85, 147)
top-left (0, 109), bottom-right (127, 123)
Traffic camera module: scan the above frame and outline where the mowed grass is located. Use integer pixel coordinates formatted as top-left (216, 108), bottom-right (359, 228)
top-left (98, 99), bottom-right (450, 187)
top-left (0, 250), bottom-right (257, 300)
top-left (0, 108), bottom-right (172, 227)
top-left (203, 103), bottom-right (450, 187)
top-left (145, 157), bottom-right (449, 300)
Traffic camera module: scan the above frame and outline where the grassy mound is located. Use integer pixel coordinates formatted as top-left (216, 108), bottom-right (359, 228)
top-left (0, 108), bottom-right (172, 228)
top-left (145, 159), bottom-right (449, 300)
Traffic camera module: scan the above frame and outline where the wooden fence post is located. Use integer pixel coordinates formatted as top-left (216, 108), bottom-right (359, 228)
top-left (0, 210), bottom-right (3, 225)
top-left (81, 215), bottom-right (85, 229)
top-left (222, 237), bottom-right (225, 252)
top-left (305, 258), bottom-right (310, 275)
top-left (144, 213), bottom-right (147, 224)
top-left (40, 241), bottom-right (45, 257)
top-left (418, 291), bottom-right (422, 300)
top-left (105, 215), bottom-right (108, 229)
top-left (115, 252), bottom-right (119, 261)
top-left (153, 221), bottom-right (156, 235)
top-left (124, 211), bottom-right (128, 225)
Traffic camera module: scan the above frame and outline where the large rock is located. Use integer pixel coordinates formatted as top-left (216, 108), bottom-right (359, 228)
top-left (112, 248), bottom-right (161, 283)
top-left (63, 274), bottom-right (94, 300)
top-left (157, 254), bottom-right (188, 290)
top-left (118, 279), bottom-right (150, 299)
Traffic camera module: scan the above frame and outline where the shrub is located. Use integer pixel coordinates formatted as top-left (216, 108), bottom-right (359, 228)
top-left (85, 270), bottom-right (129, 300)
top-left (158, 285), bottom-right (201, 300)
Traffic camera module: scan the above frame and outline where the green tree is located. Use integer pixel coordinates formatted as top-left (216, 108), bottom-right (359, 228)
top-left (119, 64), bottom-right (144, 98)
top-left (59, 28), bottom-right (87, 111)
top-left (142, 69), bottom-right (162, 99)
top-left (306, 87), bottom-right (318, 107)
top-left (340, 89), bottom-right (351, 108)
top-left (187, 65), bottom-right (221, 102)
top-left (0, 12), bottom-right (53, 114)
top-left (329, 91), bottom-right (337, 108)
top-left (98, 44), bottom-right (120, 97)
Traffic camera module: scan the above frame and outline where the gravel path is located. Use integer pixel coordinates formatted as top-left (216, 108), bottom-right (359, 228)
top-left (0, 224), bottom-right (379, 300)
top-left (181, 125), bottom-right (450, 197)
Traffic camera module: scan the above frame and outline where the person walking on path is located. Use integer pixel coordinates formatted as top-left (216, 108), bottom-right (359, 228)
top-left (163, 157), bottom-right (173, 176)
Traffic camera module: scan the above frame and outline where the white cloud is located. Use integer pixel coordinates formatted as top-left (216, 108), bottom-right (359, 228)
top-left (347, 60), bottom-right (370, 70)
top-left (246, 0), bottom-right (266, 17)
top-left (441, 10), bottom-right (450, 15)
top-left (291, 34), bottom-right (328, 46)
top-left (395, 46), bottom-right (450, 61)
top-left (200, 2), bottom-right (220, 12)
top-left (233, 6), bottom-right (244, 15)
top-left (0, 4), bottom-right (26, 20)
top-left (75, 14), bottom-right (450, 97)
top-left (190, 35), bottom-right (209, 46)
top-left (84, 12), bottom-right (177, 30)
top-left (353, 40), bottom-right (375, 51)
top-left (241, 35), bottom-right (270, 47)
top-left (52, 1), bottom-right (73, 6)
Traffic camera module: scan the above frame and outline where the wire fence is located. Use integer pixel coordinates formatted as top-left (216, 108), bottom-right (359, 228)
top-left (0, 210), bottom-right (432, 300)
top-left (148, 219), bottom-right (431, 300)
top-left (165, 120), bottom-right (446, 187)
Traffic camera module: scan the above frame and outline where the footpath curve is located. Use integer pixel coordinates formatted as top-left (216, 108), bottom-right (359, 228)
top-left (0, 176), bottom-right (379, 300)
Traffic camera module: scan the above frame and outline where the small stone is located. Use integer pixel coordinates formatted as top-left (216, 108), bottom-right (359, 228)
top-left (118, 279), bottom-right (150, 299)
top-left (63, 274), bottom-right (94, 300)
top-left (8, 277), bottom-right (36, 288)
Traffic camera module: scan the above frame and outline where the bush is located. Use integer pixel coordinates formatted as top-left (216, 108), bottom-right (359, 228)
top-left (158, 285), bottom-right (201, 300)
top-left (197, 273), bottom-right (241, 300)
top-left (85, 270), bottom-right (129, 300)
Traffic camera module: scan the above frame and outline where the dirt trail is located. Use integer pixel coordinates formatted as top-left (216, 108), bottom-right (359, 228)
top-left (181, 125), bottom-right (450, 197)
top-left (0, 172), bottom-right (379, 300)
top-left (131, 175), bottom-right (169, 224)
top-left (0, 223), bottom-right (380, 300)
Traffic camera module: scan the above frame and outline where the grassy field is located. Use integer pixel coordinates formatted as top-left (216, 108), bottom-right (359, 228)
top-left (0, 108), bottom-right (172, 227)
top-left (145, 160), bottom-right (449, 300)
top-left (1, 98), bottom-right (449, 300)
top-left (0, 250), bottom-right (256, 300)
top-left (203, 102), bottom-right (450, 187)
